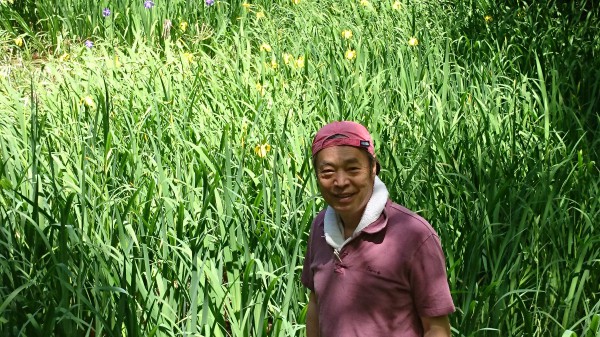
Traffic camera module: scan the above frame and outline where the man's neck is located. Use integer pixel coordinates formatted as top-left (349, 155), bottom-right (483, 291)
top-left (339, 215), bottom-right (360, 240)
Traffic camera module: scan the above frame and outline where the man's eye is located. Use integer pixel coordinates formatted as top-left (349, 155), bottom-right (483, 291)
top-left (319, 170), bottom-right (333, 177)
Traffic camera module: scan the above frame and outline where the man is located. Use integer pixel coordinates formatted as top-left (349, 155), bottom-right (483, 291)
top-left (302, 121), bottom-right (455, 337)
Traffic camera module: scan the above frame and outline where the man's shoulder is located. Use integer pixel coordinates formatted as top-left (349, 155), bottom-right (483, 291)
top-left (309, 208), bottom-right (327, 232)
top-left (385, 200), bottom-right (437, 236)
top-left (385, 200), bottom-right (426, 222)
top-left (313, 208), bottom-right (327, 224)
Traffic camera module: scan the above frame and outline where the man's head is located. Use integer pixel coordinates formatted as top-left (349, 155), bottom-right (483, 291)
top-left (311, 121), bottom-right (380, 174)
top-left (311, 121), bottom-right (379, 227)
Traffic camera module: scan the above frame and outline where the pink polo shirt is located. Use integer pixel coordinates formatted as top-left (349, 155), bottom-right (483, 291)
top-left (301, 200), bottom-right (455, 337)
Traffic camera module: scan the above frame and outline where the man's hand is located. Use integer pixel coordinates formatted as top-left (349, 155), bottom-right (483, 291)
top-left (306, 291), bottom-right (319, 337)
top-left (421, 315), bottom-right (451, 337)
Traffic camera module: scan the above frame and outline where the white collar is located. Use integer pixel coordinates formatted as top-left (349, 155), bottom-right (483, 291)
top-left (323, 176), bottom-right (389, 250)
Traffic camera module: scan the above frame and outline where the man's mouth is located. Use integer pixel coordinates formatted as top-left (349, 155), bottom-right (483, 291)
top-left (335, 193), bottom-right (354, 201)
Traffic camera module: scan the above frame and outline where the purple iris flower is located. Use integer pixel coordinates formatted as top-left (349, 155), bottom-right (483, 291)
top-left (205, 0), bottom-right (215, 6)
top-left (102, 8), bottom-right (111, 17)
top-left (144, 0), bottom-right (155, 9)
top-left (85, 40), bottom-right (93, 48)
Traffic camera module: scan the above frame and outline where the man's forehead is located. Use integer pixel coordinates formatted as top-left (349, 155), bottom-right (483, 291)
top-left (318, 157), bottom-right (361, 167)
top-left (315, 146), bottom-right (370, 165)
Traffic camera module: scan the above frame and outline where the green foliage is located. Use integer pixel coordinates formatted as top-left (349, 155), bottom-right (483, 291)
top-left (0, 0), bottom-right (598, 336)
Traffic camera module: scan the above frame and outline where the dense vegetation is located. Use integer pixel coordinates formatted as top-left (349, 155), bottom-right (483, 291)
top-left (1, 0), bottom-right (599, 336)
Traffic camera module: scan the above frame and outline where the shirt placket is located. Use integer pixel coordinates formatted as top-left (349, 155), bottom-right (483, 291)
top-left (333, 247), bottom-right (350, 274)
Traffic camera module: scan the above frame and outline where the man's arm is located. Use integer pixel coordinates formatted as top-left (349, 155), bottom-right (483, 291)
top-left (306, 291), bottom-right (319, 337)
top-left (421, 315), bottom-right (451, 337)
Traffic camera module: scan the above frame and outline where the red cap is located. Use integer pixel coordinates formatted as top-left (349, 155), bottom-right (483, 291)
top-left (311, 121), bottom-right (375, 157)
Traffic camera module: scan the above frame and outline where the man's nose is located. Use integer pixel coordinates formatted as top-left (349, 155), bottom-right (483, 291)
top-left (333, 172), bottom-right (349, 187)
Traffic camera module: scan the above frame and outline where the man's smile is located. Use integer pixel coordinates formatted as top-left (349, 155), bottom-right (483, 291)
top-left (333, 193), bottom-right (354, 201)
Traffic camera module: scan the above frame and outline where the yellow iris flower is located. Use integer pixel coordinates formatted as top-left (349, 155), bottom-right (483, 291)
top-left (345, 49), bottom-right (357, 60)
top-left (81, 96), bottom-right (95, 108)
top-left (254, 143), bottom-right (271, 157)
top-left (183, 52), bottom-right (194, 63)
top-left (282, 53), bottom-right (293, 65)
top-left (179, 21), bottom-right (189, 32)
top-left (260, 43), bottom-right (272, 52)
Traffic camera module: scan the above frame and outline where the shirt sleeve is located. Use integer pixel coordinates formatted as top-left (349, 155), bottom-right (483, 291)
top-left (409, 234), bottom-right (455, 317)
top-left (301, 221), bottom-right (316, 291)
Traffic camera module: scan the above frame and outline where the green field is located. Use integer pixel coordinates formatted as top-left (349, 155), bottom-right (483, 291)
top-left (1, 0), bottom-right (599, 336)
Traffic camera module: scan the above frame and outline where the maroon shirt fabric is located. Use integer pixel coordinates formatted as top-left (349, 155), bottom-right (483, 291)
top-left (301, 200), bottom-right (455, 337)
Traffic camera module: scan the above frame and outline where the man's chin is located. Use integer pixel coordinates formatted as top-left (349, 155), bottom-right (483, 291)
top-left (330, 204), bottom-right (355, 215)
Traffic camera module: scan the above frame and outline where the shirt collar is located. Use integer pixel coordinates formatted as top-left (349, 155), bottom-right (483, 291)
top-left (361, 199), bottom-right (390, 234)
top-left (323, 176), bottom-right (390, 250)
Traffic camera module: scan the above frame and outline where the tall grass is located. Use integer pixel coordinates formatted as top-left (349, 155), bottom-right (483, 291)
top-left (1, 0), bottom-right (599, 336)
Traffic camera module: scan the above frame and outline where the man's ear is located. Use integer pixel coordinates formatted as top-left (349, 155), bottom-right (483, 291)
top-left (371, 160), bottom-right (377, 177)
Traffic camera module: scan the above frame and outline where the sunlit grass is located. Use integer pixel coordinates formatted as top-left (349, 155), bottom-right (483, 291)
top-left (1, 0), bottom-right (599, 336)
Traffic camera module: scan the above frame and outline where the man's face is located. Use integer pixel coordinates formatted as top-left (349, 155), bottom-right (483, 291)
top-left (314, 146), bottom-right (376, 224)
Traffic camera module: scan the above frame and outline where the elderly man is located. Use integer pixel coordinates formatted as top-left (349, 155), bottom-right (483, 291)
top-left (302, 121), bottom-right (455, 337)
